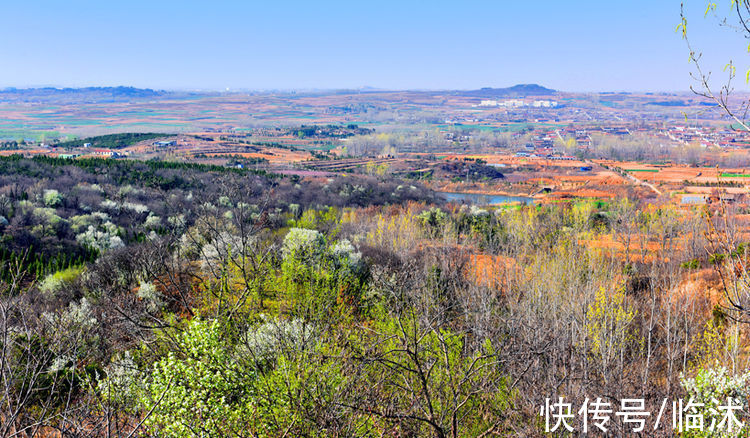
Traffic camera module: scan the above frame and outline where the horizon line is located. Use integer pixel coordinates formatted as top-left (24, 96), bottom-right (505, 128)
top-left (0, 84), bottom-right (709, 95)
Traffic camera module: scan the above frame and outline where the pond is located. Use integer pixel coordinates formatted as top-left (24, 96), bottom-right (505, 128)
top-left (681, 195), bottom-right (707, 205)
top-left (438, 191), bottom-right (534, 205)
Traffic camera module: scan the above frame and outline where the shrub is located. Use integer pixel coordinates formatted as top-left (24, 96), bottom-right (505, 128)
top-left (43, 189), bottom-right (63, 207)
top-left (682, 258), bottom-right (700, 270)
top-left (39, 266), bottom-right (83, 296)
top-left (143, 213), bottom-right (161, 229)
top-left (137, 281), bottom-right (164, 312)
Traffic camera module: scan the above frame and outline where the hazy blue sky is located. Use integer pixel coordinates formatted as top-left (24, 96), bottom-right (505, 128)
top-left (0, 0), bottom-right (747, 92)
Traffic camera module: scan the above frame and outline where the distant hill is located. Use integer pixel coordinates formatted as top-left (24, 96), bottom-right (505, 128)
top-left (457, 84), bottom-right (557, 98)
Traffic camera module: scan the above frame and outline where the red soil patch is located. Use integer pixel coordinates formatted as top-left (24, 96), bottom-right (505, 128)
top-left (467, 254), bottom-right (517, 288)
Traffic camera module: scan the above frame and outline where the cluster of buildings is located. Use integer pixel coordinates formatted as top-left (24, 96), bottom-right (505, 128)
top-left (152, 140), bottom-right (177, 147)
top-left (514, 151), bottom-right (577, 160)
top-left (519, 123), bottom-right (750, 152)
top-left (477, 99), bottom-right (558, 108)
top-left (658, 125), bottom-right (750, 148)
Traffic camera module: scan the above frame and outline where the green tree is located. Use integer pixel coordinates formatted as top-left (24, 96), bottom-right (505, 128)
top-left (140, 320), bottom-right (256, 437)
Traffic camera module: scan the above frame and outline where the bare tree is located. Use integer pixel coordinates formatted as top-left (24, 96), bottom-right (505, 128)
top-left (680, 1), bottom-right (750, 131)
top-left (704, 200), bottom-right (750, 323)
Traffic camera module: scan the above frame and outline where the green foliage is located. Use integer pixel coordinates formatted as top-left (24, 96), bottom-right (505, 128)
top-left (141, 319), bottom-right (256, 437)
top-left (289, 206), bottom-right (341, 236)
top-left (55, 132), bottom-right (176, 149)
top-left (38, 266), bottom-right (83, 296)
top-left (682, 258), bottom-right (701, 269)
top-left (43, 189), bottom-right (63, 207)
top-left (140, 317), bottom-right (351, 437)
top-left (710, 253), bottom-right (726, 265)
top-left (252, 339), bottom-right (349, 436)
top-left (416, 207), bottom-right (448, 237)
top-left (0, 146), bottom-right (741, 435)
top-left (456, 205), bottom-right (491, 233)
top-left (0, 155), bottom-right (276, 192)
top-left (730, 242), bottom-right (747, 258)
top-left (583, 286), bottom-right (638, 382)
top-left (280, 227), bottom-right (368, 319)
top-left (0, 245), bottom-right (93, 283)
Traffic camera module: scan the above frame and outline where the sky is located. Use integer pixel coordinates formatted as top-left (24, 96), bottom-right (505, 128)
top-left (0, 0), bottom-right (748, 92)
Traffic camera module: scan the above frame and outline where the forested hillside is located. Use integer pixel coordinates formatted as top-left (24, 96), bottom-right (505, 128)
top-left (54, 133), bottom-right (177, 149)
top-left (0, 154), bottom-right (748, 436)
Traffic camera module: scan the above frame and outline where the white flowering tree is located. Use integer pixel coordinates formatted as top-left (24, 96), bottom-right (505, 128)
top-left (282, 227), bottom-right (327, 264)
top-left (680, 366), bottom-right (750, 437)
top-left (76, 222), bottom-right (125, 253)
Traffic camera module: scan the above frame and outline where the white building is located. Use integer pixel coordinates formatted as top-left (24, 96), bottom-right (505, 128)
top-left (532, 100), bottom-right (558, 108)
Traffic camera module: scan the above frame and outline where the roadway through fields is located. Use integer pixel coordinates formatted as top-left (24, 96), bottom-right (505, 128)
top-left (586, 160), bottom-right (663, 196)
top-left (622, 170), bottom-right (662, 195)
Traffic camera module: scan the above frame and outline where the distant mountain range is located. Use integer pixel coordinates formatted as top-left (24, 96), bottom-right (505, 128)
top-left (0, 86), bottom-right (170, 103)
top-left (0, 84), bottom-right (558, 103)
top-left (456, 84), bottom-right (557, 98)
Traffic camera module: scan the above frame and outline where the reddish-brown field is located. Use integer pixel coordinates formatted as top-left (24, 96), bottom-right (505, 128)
top-left (599, 160), bottom-right (750, 184)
